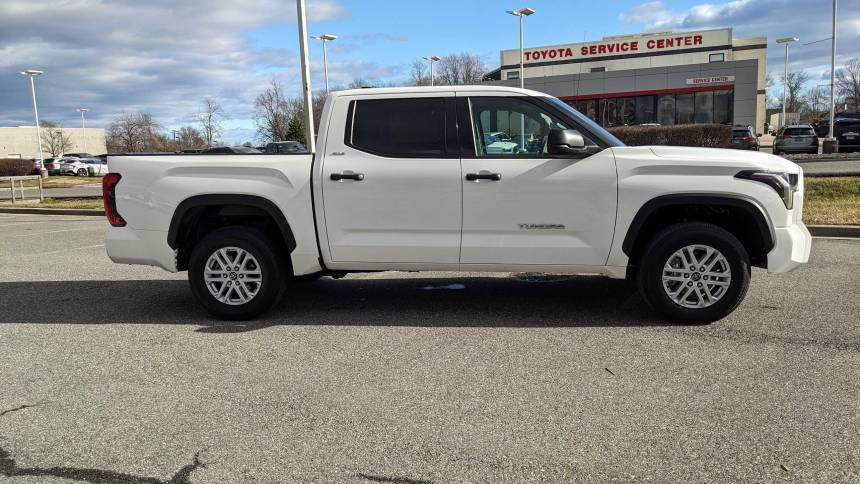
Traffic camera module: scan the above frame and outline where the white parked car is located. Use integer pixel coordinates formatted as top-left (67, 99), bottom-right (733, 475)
top-left (60, 157), bottom-right (108, 176)
top-left (104, 86), bottom-right (811, 322)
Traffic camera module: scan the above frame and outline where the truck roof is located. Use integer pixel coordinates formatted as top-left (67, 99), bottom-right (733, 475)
top-left (329, 85), bottom-right (548, 98)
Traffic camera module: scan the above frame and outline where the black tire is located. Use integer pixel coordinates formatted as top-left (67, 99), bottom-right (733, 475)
top-left (77, 168), bottom-right (88, 177)
top-left (637, 222), bottom-right (750, 324)
top-left (188, 226), bottom-right (284, 320)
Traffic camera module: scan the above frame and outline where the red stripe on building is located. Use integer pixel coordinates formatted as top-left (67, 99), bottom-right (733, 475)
top-left (558, 84), bottom-right (734, 101)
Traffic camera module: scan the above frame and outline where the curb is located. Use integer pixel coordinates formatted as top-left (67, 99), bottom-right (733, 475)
top-left (808, 225), bottom-right (860, 238)
top-left (804, 172), bottom-right (860, 177)
top-left (0, 207), bottom-right (105, 216)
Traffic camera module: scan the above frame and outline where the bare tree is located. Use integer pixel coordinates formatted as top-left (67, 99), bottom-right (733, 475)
top-left (836, 58), bottom-right (860, 112)
top-left (782, 71), bottom-right (810, 113)
top-left (177, 126), bottom-right (206, 150)
top-left (196, 97), bottom-right (225, 147)
top-left (409, 60), bottom-right (430, 86)
top-left (254, 80), bottom-right (292, 142)
top-left (804, 86), bottom-right (828, 120)
top-left (106, 112), bottom-right (161, 153)
top-left (436, 53), bottom-right (488, 86)
top-left (39, 122), bottom-right (75, 156)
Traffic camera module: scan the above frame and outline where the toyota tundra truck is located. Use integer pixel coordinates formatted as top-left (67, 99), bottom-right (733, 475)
top-left (103, 86), bottom-right (811, 322)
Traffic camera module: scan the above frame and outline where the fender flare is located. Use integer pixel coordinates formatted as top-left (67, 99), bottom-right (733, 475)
top-left (621, 194), bottom-right (775, 256)
top-left (167, 194), bottom-right (296, 253)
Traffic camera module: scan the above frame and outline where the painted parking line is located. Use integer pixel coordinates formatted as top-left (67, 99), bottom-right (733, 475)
top-left (21, 244), bottom-right (105, 257)
top-left (10, 227), bottom-right (104, 238)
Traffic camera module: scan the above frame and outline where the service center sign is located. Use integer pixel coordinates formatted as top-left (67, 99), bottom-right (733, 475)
top-left (504, 28), bottom-right (731, 65)
top-left (686, 75), bottom-right (735, 85)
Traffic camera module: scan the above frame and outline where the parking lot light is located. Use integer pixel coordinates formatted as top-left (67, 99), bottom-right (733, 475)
top-left (77, 108), bottom-right (89, 154)
top-left (776, 37), bottom-right (799, 128)
top-left (311, 33), bottom-right (337, 93)
top-left (506, 7), bottom-right (535, 89)
top-left (21, 69), bottom-right (45, 171)
top-left (422, 56), bottom-right (441, 86)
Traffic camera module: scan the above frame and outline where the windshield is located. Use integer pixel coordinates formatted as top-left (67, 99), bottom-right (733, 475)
top-left (544, 96), bottom-right (625, 146)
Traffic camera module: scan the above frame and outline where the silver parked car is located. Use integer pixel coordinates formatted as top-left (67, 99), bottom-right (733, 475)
top-left (60, 157), bottom-right (108, 176)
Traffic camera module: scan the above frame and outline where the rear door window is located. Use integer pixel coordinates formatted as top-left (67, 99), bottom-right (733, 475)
top-left (348, 97), bottom-right (453, 157)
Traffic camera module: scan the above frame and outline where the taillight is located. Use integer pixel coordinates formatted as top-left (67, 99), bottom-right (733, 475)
top-left (745, 136), bottom-right (755, 142)
top-left (102, 173), bottom-right (126, 227)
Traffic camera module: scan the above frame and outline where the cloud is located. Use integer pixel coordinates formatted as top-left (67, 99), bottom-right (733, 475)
top-left (619, 0), bottom-right (860, 92)
top-left (0, 0), bottom-right (350, 139)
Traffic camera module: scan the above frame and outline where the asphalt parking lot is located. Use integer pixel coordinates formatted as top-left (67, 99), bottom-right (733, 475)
top-left (0, 214), bottom-right (858, 483)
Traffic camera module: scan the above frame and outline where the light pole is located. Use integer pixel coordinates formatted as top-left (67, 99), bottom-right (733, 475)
top-left (827, 0), bottom-right (838, 145)
top-left (296, 0), bottom-right (315, 152)
top-left (506, 7), bottom-right (535, 89)
top-left (776, 37), bottom-right (799, 128)
top-left (422, 56), bottom-right (440, 86)
top-left (77, 107), bottom-right (88, 154)
top-left (21, 69), bottom-right (45, 172)
top-left (311, 33), bottom-right (337, 93)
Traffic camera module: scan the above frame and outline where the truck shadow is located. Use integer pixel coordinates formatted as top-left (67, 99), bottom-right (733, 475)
top-left (0, 274), bottom-right (669, 331)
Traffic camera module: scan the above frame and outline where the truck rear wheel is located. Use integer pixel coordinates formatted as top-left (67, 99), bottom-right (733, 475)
top-left (637, 222), bottom-right (750, 324)
top-left (188, 226), bottom-right (284, 320)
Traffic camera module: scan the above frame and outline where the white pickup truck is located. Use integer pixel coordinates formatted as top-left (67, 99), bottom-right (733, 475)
top-left (104, 86), bottom-right (811, 322)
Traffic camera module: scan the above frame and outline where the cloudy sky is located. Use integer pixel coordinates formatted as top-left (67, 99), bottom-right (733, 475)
top-left (1, 0), bottom-right (857, 143)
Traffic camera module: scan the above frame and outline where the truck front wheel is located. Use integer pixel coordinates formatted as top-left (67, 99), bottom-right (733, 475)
top-left (637, 222), bottom-right (750, 324)
top-left (188, 226), bottom-right (284, 320)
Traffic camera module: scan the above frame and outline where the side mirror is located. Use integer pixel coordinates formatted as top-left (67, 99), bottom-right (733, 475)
top-left (547, 129), bottom-right (587, 156)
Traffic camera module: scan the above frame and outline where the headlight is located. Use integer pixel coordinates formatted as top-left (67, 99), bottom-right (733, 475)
top-left (735, 170), bottom-right (799, 209)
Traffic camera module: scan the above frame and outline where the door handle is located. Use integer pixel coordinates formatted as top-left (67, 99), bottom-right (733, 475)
top-left (465, 172), bottom-right (501, 181)
top-left (330, 172), bottom-right (365, 181)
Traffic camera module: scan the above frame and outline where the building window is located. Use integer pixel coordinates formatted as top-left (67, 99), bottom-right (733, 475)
top-left (506, 71), bottom-right (520, 80)
top-left (657, 95), bottom-right (675, 125)
top-left (694, 91), bottom-right (714, 123)
top-left (675, 94), bottom-right (695, 124)
top-left (713, 90), bottom-right (734, 124)
top-left (709, 53), bottom-right (725, 63)
top-left (634, 96), bottom-right (656, 124)
top-left (590, 67), bottom-right (606, 73)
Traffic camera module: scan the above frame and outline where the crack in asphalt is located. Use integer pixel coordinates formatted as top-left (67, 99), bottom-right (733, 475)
top-left (0, 405), bottom-right (206, 484)
top-left (0, 403), bottom-right (43, 417)
top-left (357, 472), bottom-right (435, 484)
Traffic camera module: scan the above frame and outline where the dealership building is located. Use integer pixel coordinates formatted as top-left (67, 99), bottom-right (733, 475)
top-left (485, 28), bottom-right (767, 133)
top-left (0, 126), bottom-right (106, 159)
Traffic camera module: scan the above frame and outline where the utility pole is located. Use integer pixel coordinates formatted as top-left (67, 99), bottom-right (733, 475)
top-left (21, 70), bottom-right (45, 173)
top-left (296, 0), bottom-right (316, 153)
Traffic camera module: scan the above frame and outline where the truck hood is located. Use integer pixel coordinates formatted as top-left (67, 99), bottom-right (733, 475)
top-left (644, 145), bottom-right (800, 174)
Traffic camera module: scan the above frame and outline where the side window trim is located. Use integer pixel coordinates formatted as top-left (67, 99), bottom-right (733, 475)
top-left (343, 96), bottom-right (457, 159)
top-left (465, 95), bottom-right (600, 159)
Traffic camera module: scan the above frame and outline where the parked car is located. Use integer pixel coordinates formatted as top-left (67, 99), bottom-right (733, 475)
top-left (729, 126), bottom-right (760, 151)
top-left (483, 132), bottom-right (520, 154)
top-left (265, 141), bottom-right (307, 154)
top-left (105, 85), bottom-right (810, 323)
top-left (43, 157), bottom-right (63, 175)
top-left (773, 125), bottom-right (818, 155)
top-left (60, 157), bottom-right (108, 176)
top-left (834, 118), bottom-right (860, 153)
top-left (201, 146), bottom-right (261, 154)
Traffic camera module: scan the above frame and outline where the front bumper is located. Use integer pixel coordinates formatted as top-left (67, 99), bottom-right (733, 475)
top-left (105, 226), bottom-right (177, 272)
top-left (767, 223), bottom-right (812, 273)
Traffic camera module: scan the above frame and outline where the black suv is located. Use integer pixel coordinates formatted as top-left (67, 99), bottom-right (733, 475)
top-left (773, 125), bottom-right (818, 155)
top-left (729, 126), bottom-right (759, 151)
top-left (834, 118), bottom-right (860, 153)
